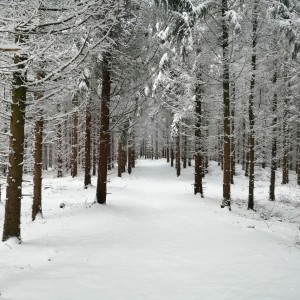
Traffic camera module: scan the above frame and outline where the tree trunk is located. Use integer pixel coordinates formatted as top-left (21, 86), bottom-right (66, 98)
top-left (57, 119), bottom-right (63, 178)
top-left (221, 0), bottom-right (231, 209)
top-left (183, 131), bottom-right (187, 169)
top-left (166, 136), bottom-right (170, 163)
top-left (248, 0), bottom-right (258, 210)
top-left (118, 140), bottom-right (122, 177)
top-left (155, 131), bottom-right (159, 159)
top-left (282, 74), bottom-right (289, 184)
top-left (32, 75), bottom-right (44, 221)
top-left (176, 128), bottom-right (181, 177)
top-left (122, 148), bottom-right (127, 173)
top-left (2, 34), bottom-right (27, 242)
top-left (171, 145), bottom-right (174, 167)
top-left (92, 115), bottom-right (97, 176)
top-left (71, 94), bottom-right (78, 178)
top-left (269, 71), bottom-right (278, 201)
top-left (84, 100), bottom-right (92, 188)
top-left (194, 72), bottom-right (204, 197)
top-left (107, 135), bottom-right (112, 171)
top-left (96, 55), bottom-right (111, 205)
top-left (230, 78), bottom-right (236, 184)
top-left (128, 138), bottom-right (132, 174)
top-left (242, 119), bottom-right (246, 171)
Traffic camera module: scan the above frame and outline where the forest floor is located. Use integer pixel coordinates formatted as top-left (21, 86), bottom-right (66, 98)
top-left (0, 159), bottom-right (300, 300)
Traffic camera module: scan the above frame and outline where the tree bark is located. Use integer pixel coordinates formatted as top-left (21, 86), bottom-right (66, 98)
top-left (269, 71), bottom-right (278, 201)
top-left (57, 112), bottom-right (63, 178)
top-left (32, 73), bottom-right (45, 221)
top-left (176, 128), bottom-right (181, 177)
top-left (183, 130), bottom-right (187, 169)
top-left (71, 94), bottom-right (78, 178)
top-left (221, 0), bottom-right (231, 209)
top-left (248, 0), bottom-right (258, 210)
top-left (230, 78), bottom-right (236, 184)
top-left (96, 55), bottom-right (111, 204)
top-left (84, 99), bottom-right (92, 188)
top-left (122, 148), bottom-right (127, 173)
top-left (194, 72), bottom-right (204, 197)
top-left (128, 140), bottom-right (132, 174)
top-left (166, 136), bottom-right (170, 163)
top-left (118, 140), bottom-right (122, 177)
top-left (282, 73), bottom-right (290, 184)
top-left (92, 115), bottom-right (97, 176)
top-left (2, 34), bottom-right (27, 242)
top-left (171, 145), bottom-right (174, 167)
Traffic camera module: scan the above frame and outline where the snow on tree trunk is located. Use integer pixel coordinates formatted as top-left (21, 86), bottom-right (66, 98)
top-left (282, 73), bottom-right (290, 185)
top-left (248, 0), bottom-right (258, 211)
top-left (2, 34), bottom-right (27, 242)
top-left (269, 71), bottom-right (278, 201)
top-left (230, 78), bottom-right (236, 184)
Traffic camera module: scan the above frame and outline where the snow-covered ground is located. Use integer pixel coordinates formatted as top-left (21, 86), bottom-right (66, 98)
top-left (1, 159), bottom-right (300, 300)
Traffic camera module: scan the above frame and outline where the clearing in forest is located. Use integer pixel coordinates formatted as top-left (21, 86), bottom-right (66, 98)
top-left (0, 159), bottom-right (300, 300)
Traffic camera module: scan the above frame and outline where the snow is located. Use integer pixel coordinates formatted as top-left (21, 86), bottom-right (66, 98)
top-left (1, 160), bottom-right (300, 300)
top-left (0, 44), bottom-right (22, 51)
top-left (159, 52), bottom-right (168, 70)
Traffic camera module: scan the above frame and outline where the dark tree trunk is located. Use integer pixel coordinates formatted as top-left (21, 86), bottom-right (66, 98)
top-left (2, 34), bottom-right (27, 242)
top-left (242, 119), bottom-right (246, 171)
top-left (131, 132), bottom-right (135, 168)
top-left (230, 78), bottom-right (236, 184)
top-left (118, 140), bottom-right (122, 177)
top-left (92, 116), bottom-right (97, 176)
top-left (183, 131), bottom-right (187, 169)
top-left (248, 0), bottom-right (258, 210)
top-left (71, 94), bottom-right (78, 178)
top-left (166, 136), bottom-right (170, 163)
top-left (176, 129), bottom-right (181, 177)
top-left (107, 136), bottom-right (112, 171)
top-left (282, 75), bottom-right (289, 184)
top-left (245, 137), bottom-right (249, 177)
top-left (57, 120), bottom-right (63, 178)
top-left (194, 72), bottom-right (204, 197)
top-left (111, 133), bottom-right (115, 169)
top-left (122, 149), bottom-right (127, 173)
top-left (64, 113), bottom-right (70, 174)
top-left (269, 71), bottom-right (278, 201)
top-left (155, 132), bottom-right (159, 160)
top-left (84, 100), bottom-right (92, 188)
top-left (32, 76), bottom-right (44, 221)
top-left (171, 145), bottom-right (174, 167)
top-left (218, 132), bottom-right (223, 170)
top-left (128, 139), bottom-right (132, 174)
top-left (96, 55), bottom-right (111, 205)
top-left (221, 0), bottom-right (231, 209)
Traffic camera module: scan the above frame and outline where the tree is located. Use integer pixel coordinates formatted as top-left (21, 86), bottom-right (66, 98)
top-left (247, 0), bottom-right (259, 210)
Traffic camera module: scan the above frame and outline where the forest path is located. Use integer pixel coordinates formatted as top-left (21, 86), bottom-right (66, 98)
top-left (1, 159), bottom-right (300, 300)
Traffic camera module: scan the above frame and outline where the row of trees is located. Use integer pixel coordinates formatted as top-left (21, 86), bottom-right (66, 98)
top-left (150, 0), bottom-right (300, 210)
top-left (0, 0), bottom-right (299, 242)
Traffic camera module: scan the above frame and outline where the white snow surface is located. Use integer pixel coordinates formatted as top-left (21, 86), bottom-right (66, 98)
top-left (1, 159), bottom-right (300, 300)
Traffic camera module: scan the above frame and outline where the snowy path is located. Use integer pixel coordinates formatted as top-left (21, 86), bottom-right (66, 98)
top-left (1, 159), bottom-right (300, 300)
